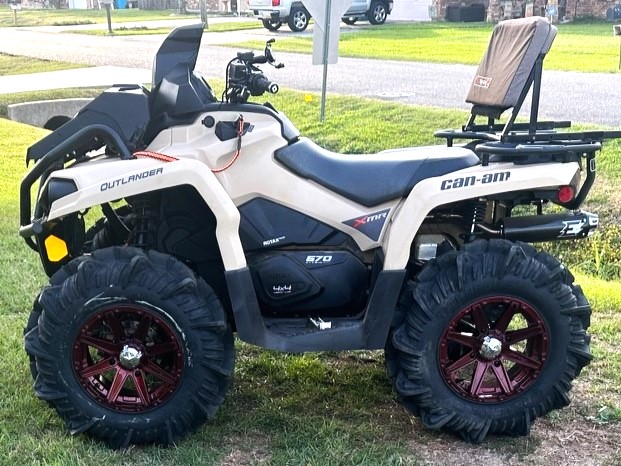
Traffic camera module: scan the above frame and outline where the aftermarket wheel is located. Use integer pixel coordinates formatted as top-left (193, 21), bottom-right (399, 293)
top-left (367, 0), bottom-right (387, 24)
top-left (288, 6), bottom-right (310, 32)
top-left (24, 247), bottom-right (235, 447)
top-left (342, 17), bottom-right (358, 25)
top-left (261, 18), bottom-right (283, 31)
top-left (386, 239), bottom-right (591, 442)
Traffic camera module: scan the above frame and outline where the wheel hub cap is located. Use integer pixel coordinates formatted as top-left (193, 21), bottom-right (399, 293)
top-left (119, 345), bottom-right (142, 369)
top-left (479, 336), bottom-right (502, 360)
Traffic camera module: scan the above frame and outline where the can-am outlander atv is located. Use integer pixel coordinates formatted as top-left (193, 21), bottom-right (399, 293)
top-left (19, 17), bottom-right (620, 447)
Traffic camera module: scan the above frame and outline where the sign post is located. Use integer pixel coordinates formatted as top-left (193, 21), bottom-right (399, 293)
top-left (100, 0), bottom-right (114, 35)
top-left (9, 0), bottom-right (21, 26)
top-left (614, 24), bottom-right (621, 70)
top-left (200, 0), bottom-right (209, 27)
top-left (319, 0), bottom-right (333, 121)
top-left (303, 0), bottom-right (353, 121)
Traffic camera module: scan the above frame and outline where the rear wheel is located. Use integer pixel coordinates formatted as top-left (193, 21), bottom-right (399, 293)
top-left (261, 18), bottom-right (282, 31)
top-left (24, 247), bottom-right (234, 447)
top-left (367, 0), bottom-right (387, 24)
top-left (288, 6), bottom-right (310, 32)
top-left (385, 239), bottom-right (591, 442)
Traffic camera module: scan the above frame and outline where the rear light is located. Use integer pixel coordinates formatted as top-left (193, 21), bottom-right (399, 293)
top-left (557, 185), bottom-right (575, 204)
top-left (272, 0), bottom-right (280, 5)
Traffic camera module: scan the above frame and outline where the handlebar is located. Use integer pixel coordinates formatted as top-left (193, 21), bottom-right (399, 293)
top-left (251, 74), bottom-right (279, 95)
top-left (225, 40), bottom-right (283, 103)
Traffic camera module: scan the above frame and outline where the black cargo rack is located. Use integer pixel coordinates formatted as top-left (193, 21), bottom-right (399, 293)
top-left (434, 17), bottom-right (621, 166)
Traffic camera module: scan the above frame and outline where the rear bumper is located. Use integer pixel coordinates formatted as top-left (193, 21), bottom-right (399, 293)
top-left (253, 9), bottom-right (283, 21)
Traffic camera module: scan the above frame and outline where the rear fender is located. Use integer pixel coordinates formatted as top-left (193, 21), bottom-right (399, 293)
top-left (382, 161), bottom-right (581, 270)
top-left (46, 158), bottom-right (246, 271)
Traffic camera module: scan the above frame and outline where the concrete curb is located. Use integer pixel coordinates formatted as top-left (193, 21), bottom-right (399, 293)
top-left (8, 98), bottom-right (93, 129)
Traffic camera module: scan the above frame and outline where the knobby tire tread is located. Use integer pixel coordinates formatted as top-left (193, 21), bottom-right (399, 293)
top-left (24, 246), bottom-right (234, 448)
top-left (386, 239), bottom-right (592, 443)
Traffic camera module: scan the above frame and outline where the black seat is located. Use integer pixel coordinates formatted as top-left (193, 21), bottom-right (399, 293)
top-left (275, 138), bottom-right (480, 207)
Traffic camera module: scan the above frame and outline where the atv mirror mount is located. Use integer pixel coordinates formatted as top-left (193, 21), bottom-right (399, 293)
top-left (264, 39), bottom-right (284, 69)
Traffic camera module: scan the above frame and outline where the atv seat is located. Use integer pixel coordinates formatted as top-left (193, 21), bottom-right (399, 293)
top-left (275, 137), bottom-right (479, 207)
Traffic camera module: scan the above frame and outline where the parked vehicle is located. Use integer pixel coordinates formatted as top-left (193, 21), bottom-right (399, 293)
top-left (249, 0), bottom-right (393, 32)
top-left (19, 19), bottom-right (620, 447)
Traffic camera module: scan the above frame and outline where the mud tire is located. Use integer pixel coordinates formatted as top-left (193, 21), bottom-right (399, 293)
top-left (24, 247), bottom-right (235, 448)
top-left (24, 296), bottom-right (43, 381)
top-left (385, 239), bottom-right (591, 442)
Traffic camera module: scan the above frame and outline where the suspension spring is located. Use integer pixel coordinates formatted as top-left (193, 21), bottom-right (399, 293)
top-left (469, 200), bottom-right (488, 234)
top-left (130, 195), bottom-right (159, 249)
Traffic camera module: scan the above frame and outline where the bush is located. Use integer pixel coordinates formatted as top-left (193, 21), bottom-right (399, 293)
top-left (543, 224), bottom-right (621, 280)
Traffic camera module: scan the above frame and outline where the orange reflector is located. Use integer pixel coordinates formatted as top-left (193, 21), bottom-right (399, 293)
top-left (557, 185), bottom-right (575, 203)
top-left (44, 235), bottom-right (69, 262)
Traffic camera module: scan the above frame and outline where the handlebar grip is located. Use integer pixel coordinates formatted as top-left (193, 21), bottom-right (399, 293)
top-left (251, 55), bottom-right (268, 65)
top-left (252, 74), bottom-right (279, 95)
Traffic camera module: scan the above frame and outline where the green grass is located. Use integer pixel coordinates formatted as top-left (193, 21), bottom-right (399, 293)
top-left (0, 6), bottom-right (198, 27)
top-left (0, 84), bottom-right (620, 463)
top-left (73, 21), bottom-right (261, 36)
top-left (230, 21), bottom-right (621, 72)
top-left (0, 53), bottom-right (86, 76)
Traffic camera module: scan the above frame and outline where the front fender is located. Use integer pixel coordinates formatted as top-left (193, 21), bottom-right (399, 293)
top-left (47, 157), bottom-right (246, 271)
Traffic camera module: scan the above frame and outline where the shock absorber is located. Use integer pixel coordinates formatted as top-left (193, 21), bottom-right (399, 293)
top-left (469, 199), bottom-right (488, 234)
top-left (130, 194), bottom-right (159, 249)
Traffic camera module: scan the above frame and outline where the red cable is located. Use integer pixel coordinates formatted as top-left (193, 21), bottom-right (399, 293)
top-left (211, 149), bottom-right (241, 173)
top-left (211, 116), bottom-right (245, 173)
top-left (134, 151), bottom-right (178, 162)
top-left (134, 117), bottom-right (245, 173)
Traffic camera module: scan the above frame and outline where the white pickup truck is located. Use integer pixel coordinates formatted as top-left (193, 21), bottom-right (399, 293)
top-left (249, 0), bottom-right (393, 32)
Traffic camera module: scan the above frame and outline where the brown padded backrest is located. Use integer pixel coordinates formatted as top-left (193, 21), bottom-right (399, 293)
top-left (466, 17), bottom-right (557, 112)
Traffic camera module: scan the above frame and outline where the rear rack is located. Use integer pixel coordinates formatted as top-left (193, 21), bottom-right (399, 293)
top-left (434, 17), bottom-right (621, 167)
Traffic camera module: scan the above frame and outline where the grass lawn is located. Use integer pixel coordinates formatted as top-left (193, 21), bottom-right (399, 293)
top-left (0, 53), bottom-right (86, 76)
top-left (0, 6), bottom-right (198, 27)
top-left (229, 21), bottom-right (621, 73)
top-left (0, 82), bottom-right (620, 463)
top-left (73, 21), bottom-right (261, 36)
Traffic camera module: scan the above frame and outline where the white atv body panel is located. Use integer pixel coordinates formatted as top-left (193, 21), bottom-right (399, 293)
top-left (47, 110), bottom-right (581, 272)
top-left (47, 157), bottom-right (246, 271)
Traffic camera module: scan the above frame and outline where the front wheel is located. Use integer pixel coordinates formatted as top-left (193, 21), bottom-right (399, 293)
top-left (288, 6), bottom-right (310, 32)
top-left (261, 18), bottom-right (282, 31)
top-left (367, 0), bottom-right (387, 24)
top-left (385, 239), bottom-right (591, 442)
top-left (24, 247), bottom-right (235, 447)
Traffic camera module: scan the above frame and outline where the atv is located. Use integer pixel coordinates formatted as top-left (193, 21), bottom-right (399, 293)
top-left (19, 17), bottom-right (620, 447)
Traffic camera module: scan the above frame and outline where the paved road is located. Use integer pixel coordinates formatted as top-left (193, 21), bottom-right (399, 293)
top-left (0, 25), bottom-right (619, 127)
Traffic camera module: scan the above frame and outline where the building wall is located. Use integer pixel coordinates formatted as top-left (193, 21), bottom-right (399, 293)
top-left (391, 0), bottom-right (433, 20)
top-left (433, 0), bottom-right (619, 21)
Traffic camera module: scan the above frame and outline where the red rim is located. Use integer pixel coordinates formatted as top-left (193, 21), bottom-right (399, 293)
top-left (438, 296), bottom-right (549, 403)
top-left (72, 304), bottom-right (184, 412)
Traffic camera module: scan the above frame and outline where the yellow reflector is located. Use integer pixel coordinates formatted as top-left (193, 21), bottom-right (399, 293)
top-left (44, 235), bottom-right (69, 262)
top-left (304, 94), bottom-right (313, 103)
